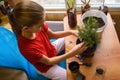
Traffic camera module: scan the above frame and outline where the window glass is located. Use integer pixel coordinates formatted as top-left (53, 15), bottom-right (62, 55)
top-left (32, 0), bottom-right (66, 9)
top-left (76, 0), bottom-right (120, 8)
top-left (32, 0), bottom-right (120, 9)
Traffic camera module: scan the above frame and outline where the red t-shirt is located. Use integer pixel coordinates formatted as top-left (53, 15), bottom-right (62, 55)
top-left (18, 23), bottom-right (57, 73)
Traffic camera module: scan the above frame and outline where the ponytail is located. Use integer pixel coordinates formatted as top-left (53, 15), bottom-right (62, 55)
top-left (4, 1), bottom-right (21, 38)
top-left (7, 10), bottom-right (21, 38)
top-left (6, 1), bottom-right (44, 39)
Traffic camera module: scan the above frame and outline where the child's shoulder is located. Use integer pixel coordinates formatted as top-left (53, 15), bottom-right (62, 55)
top-left (42, 23), bottom-right (48, 32)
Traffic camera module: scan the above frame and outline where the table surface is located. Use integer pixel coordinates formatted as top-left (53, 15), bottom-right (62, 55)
top-left (63, 13), bottom-right (120, 80)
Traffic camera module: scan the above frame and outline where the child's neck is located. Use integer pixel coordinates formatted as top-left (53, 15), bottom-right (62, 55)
top-left (22, 31), bottom-right (36, 40)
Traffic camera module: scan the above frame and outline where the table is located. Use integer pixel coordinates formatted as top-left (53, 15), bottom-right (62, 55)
top-left (63, 13), bottom-right (120, 80)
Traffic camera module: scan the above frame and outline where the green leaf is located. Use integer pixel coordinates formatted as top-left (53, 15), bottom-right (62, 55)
top-left (67, 0), bottom-right (74, 8)
top-left (77, 16), bottom-right (99, 47)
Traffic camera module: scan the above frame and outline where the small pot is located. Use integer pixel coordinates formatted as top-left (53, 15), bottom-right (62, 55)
top-left (99, 6), bottom-right (109, 15)
top-left (68, 61), bottom-right (80, 73)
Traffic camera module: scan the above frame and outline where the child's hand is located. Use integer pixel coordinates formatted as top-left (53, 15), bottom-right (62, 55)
top-left (77, 42), bottom-right (88, 55)
top-left (76, 42), bottom-right (88, 54)
top-left (70, 42), bottom-right (88, 56)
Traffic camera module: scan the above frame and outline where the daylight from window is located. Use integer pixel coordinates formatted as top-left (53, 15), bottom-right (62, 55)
top-left (33, 0), bottom-right (120, 9)
top-left (76, 0), bottom-right (120, 8)
top-left (32, 0), bottom-right (65, 9)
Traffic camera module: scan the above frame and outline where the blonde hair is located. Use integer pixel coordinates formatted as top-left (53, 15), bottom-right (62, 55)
top-left (8, 1), bottom-right (44, 38)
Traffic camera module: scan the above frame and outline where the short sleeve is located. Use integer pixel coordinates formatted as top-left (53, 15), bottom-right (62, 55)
top-left (24, 48), bottom-right (43, 63)
top-left (42, 23), bottom-right (48, 32)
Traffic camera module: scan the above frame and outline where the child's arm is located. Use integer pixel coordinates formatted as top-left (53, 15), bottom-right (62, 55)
top-left (39, 42), bottom-right (87, 65)
top-left (47, 28), bottom-right (78, 39)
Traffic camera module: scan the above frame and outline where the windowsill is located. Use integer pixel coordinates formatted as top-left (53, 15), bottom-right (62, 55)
top-left (45, 8), bottom-right (120, 14)
top-left (45, 8), bottom-right (120, 12)
top-left (89, 4), bottom-right (120, 11)
top-left (44, 4), bottom-right (120, 11)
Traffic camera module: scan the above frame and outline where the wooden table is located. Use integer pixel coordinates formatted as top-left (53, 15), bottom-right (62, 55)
top-left (63, 13), bottom-right (120, 80)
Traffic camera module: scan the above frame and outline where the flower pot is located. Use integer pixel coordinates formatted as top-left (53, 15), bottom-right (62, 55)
top-left (81, 10), bottom-right (108, 39)
top-left (76, 38), bottom-right (97, 57)
top-left (67, 8), bottom-right (77, 28)
top-left (68, 61), bottom-right (80, 73)
top-left (99, 6), bottom-right (109, 15)
top-left (68, 61), bottom-right (85, 80)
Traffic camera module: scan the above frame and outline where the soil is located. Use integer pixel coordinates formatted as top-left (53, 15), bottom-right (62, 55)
top-left (83, 16), bottom-right (105, 28)
top-left (68, 61), bottom-right (79, 73)
top-left (96, 68), bottom-right (104, 75)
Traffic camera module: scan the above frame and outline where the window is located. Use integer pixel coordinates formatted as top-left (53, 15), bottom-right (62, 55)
top-left (32, 0), bottom-right (66, 9)
top-left (76, 0), bottom-right (120, 9)
top-left (32, 0), bottom-right (120, 10)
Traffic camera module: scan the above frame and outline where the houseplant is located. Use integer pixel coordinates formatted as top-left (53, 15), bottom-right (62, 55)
top-left (81, 0), bottom-right (91, 14)
top-left (81, 10), bottom-right (108, 39)
top-left (98, 0), bottom-right (109, 15)
top-left (77, 10), bottom-right (107, 57)
top-left (77, 16), bottom-right (99, 57)
top-left (66, 0), bottom-right (77, 28)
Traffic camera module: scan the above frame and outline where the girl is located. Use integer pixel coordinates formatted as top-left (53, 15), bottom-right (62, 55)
top-left (8, 1), bottom-right (87, 80)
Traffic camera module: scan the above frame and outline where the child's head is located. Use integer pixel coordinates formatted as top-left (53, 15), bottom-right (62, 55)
top-left (5, 0), bottom-right (24, 8)
top-left (8, 1), bottom-right (44, 38)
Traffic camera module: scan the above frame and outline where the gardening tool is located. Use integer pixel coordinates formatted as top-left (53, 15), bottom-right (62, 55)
top-left (75, 55), bottom-right (84, 62)
top-left (74, 55), bottom-right (92, 67)
top-left (68, 61), bottom-right (92, 67)
top-left (82, 62), bottom-right (92, 67)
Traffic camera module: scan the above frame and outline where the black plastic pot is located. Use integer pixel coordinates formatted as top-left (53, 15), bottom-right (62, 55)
top-left (68, 61), bottom-right (85, 80)
top-left (76, 38), bottom-right (97, 57)
top-left (99, 6), bottom-right (109, 15)
top-left (68, 61), bottom-right (79, 73)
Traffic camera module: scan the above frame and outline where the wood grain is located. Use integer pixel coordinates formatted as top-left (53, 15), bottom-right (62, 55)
top-left (64, 13), bottom-right (120, 80)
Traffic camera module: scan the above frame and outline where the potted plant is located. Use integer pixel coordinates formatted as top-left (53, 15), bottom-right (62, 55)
top-left (81, 0), bottom-right (91, 14)
top-left (76, 10), bottom-right (108, 57)
top-left (77, 16), bottom-right (99, 57)
top-left (66, 0), bottom-right (77, 28)
top-left (81, 10), bottom-right (108, 39)
top-left (98, 0), bottom-right (109, 15)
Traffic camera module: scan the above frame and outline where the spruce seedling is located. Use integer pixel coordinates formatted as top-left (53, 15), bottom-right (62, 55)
top-left (77, 16), bottom-right (99, 47)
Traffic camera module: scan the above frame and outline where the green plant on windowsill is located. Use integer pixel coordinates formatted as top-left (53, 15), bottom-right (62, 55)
top-left (66, 0), bottom-right (74, 9)
top-left (77, 16), bottom-right (99, 57)
top-left (81, 0), bottom-right (91, 14)
top-left (66, 0), bottom-right (77, 28)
